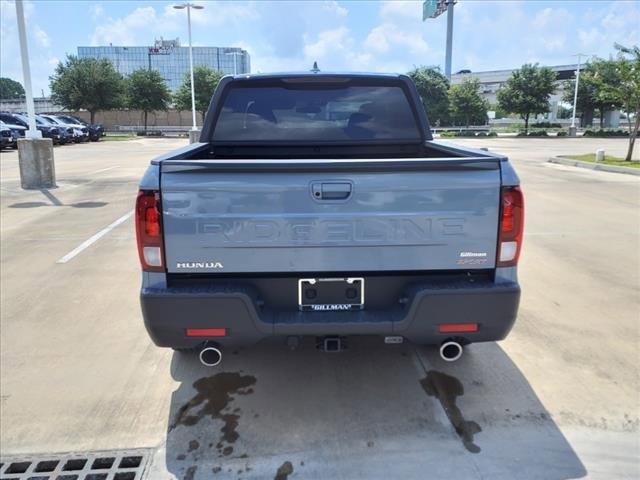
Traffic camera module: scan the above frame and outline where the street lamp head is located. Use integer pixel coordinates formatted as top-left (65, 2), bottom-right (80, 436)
top-left (173, 3), bottom-right (204, 9)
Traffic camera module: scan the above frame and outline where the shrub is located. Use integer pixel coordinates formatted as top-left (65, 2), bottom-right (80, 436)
top-left (556, 131), bottom-right (567, 137)
top-left (583, 129), bottom-right (629, 137)
top-left (440, 131), bottom-right (457, 137)
top-left (439, 130), bottom-right (494, 138)
top-left (136, 130), bottom-right (163, 137)
top-left (459, 130), bottom-right (478, 137)
top-left (517, 130), bottom-right (548, 137)
top-left (532, 121), bottom-right (562, 128)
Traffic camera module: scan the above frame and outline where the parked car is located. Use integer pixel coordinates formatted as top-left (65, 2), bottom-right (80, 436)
top-left (55, 115), bottom-right (104, 141)
top-left (0, 119), bottom-right (25, 148)
top-left (0, 112), bottom-right (63, 144)
top-left (135, 72), bottom-right (524, 367)
top-left (0, 124), bottom-right (14, 149)
top-left (40, 115), bottom-right (89, 143)
top-left (35, 115), bottom-right (73, 145)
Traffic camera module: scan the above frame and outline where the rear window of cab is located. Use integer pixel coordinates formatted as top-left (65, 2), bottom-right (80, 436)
top-left (212, 83), bottom-right (421, 143)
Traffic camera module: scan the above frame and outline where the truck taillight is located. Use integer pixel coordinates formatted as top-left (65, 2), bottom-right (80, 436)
top-left (135, 190), bottom-right (165, 272)
top-left (497, 186), bottom-right (524, 267)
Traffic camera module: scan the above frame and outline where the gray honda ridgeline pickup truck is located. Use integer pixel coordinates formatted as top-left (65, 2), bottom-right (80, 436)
top-left (136, 73), bottom-right (524, 366)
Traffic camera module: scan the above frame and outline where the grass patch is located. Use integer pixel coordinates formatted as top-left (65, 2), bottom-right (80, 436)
top-left (103, 135), bottom-right (137, 141)
top-left (560, 153), bottom-right (640, 168)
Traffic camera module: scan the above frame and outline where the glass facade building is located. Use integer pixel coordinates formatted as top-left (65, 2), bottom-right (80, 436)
top-left (77, 39), bottom-right (250, 91)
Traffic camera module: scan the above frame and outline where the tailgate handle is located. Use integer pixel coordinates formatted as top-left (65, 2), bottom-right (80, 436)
top-left (313, 182), bottom-right (352, 200)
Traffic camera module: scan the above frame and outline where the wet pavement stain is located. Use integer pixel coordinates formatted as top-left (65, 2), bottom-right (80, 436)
top-left (274, 461), bottom-right (294, 480)
top-left (169, 372), bottom-right (257, 454)
top-left (188, 439), bottom-right (199, 452)
top-left (420, 370), bottom-right (482, 453)
top-left (183, 465), bottom-right (197, 480)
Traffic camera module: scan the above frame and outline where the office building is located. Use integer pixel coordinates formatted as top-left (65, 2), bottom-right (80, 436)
top-left (78, 38), bottom-right (250, 91)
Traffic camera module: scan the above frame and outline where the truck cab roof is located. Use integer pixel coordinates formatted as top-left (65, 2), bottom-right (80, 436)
top-left (225, 71), bottom-right (407, 81)
top-left (201, 71), bottom-right (432, 143)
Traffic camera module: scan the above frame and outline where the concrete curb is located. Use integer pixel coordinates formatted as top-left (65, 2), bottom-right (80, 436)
top-left (548, 156), bottom-right (640, 176)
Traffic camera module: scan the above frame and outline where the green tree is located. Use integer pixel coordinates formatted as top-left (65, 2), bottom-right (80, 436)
top-left (50, 56), bottom-right (124, 123)
top-left (603, 44), bottom-right (640, 161)
top-left (174, 65), bottom-right (225, 121)
top-left (407, 66), bottom-right (450, 126)
top-left (448, 78), bottom-right (488, 127)
top-left (588, 58), bottom-right (624, 125)
top-left (126, 69), bottom-right (171, 131)
top-left (0, 77), bottom-right (25, 99)
top-left (497, 63), bottom-right (557, 133)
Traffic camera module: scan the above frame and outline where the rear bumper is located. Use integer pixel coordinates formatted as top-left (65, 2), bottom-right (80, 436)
top-left (140, 275), bottom-right (520, 349)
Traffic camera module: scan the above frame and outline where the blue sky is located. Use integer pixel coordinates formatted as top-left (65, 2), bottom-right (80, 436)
top-left (1, 0), bottom-right (639, 95)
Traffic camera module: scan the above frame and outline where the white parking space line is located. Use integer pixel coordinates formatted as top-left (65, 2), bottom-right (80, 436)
top-left (56, 210), bottom-right (134, 264)
top-left (85, 165), bottom-right (120, 175)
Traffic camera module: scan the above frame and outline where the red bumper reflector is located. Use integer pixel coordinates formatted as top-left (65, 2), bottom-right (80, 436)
top-left (186, 328), bottom-right (227, 337)
top-left (439, 323), bottom-right (478, 333)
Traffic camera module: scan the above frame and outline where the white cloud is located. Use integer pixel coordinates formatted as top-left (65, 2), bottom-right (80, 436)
top-left (162, 1), bottom-right (259, 27)
top-left (0, 0), bottom-right (53, 95)
top-left (90, 4), bottom-right (105, 21)
top-left (304, 27), bottom-right (353, 63)
top-left (364, 23), bottom-right (429, 57)
top-left (578, 27), bottom-right (607, 50)
top-left (379, 1), bottom-right (421, 20)
top-left (90, 7), bottom-right (180, 46)
top-left (322, 1), bottom-right (348, 17)
top-left (34, 25), bottom-right (50, 48)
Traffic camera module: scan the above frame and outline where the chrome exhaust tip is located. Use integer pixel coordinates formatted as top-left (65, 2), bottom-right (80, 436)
top-left (199, 346), bottom-right (222, 367)
top-left (439, 340), bottom-right (463, 362)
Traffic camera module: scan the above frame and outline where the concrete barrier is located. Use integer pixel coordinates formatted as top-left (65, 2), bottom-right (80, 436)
top-left (17, 138), bottom-right (56, 189)
top-left (188, 130), bottom-right (201, 144)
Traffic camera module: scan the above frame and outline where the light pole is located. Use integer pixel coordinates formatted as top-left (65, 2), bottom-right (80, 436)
top-left (15, 0), bottom-right (39, 139)
top-left (15, 0), bottom-right (55, 190)
top-left (569, 53), bottom-right (590, 136)
top-left (173, 3), bottom-right (204, 132)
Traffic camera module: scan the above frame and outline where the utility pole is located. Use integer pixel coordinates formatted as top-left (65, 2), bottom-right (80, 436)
top-left (173, 2), bottom-right (204, 139)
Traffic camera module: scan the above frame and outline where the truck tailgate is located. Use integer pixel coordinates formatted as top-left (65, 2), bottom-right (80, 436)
top-left (160, 159), bottom-right (501, 274)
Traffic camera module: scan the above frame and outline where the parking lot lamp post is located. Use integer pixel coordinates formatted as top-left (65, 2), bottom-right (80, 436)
top-left (569, 54), bottom-right (584, 136)
top-left (15, 0), bottom-right (40, 139)
top-left (173, 3), bottom-right (204, 133)
top-left (15, 0), bottom-right (55, 190)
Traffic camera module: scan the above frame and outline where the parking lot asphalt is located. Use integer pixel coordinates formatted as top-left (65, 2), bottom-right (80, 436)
top-left (0, 137), bottom-right (638, 479)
